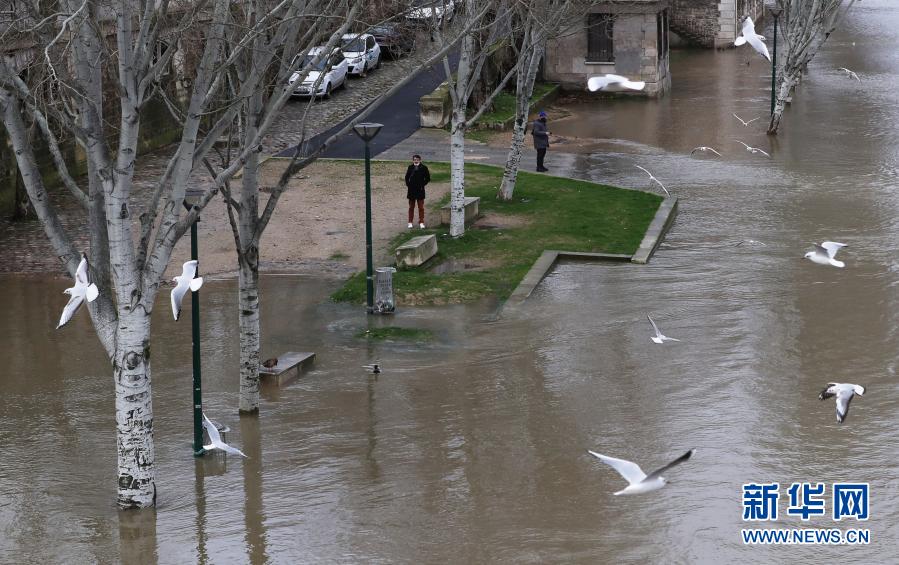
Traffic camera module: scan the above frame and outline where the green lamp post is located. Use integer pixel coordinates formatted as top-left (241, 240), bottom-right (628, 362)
top-left (769, 6), bottom-right (783, 115)
top-left (352, 122), bottom-right (384, 314)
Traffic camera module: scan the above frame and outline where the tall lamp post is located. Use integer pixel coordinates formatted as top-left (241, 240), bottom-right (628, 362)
top-left (183, 190), bottom-right (205, 456)
top-left (769, 6), bottom-right (783, 115)
top-left (352, 122), bottom-right (383, 314)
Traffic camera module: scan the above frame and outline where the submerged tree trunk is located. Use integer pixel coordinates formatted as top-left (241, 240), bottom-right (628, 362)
top-left (449, 111), bottom-right (467, 238)
top-left (768, 71), bottom-right (798, 134)
top-left (114, 312), bottom-right (156, 507)
top-left (237, 121), bottom-right (262, 413)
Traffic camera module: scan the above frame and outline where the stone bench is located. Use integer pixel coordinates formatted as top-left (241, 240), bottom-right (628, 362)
top-left (440, 196), bottom-right (480, 226)
top-left (395, 234), bottom-right (437, 267)
top-left (259, 351), bottom-right (315, 386)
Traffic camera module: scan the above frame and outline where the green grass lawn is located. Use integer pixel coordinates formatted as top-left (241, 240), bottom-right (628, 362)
top-left (474, 83), bottom-right (558, 128)
top-left (331, 162), bottom-right (661, 305)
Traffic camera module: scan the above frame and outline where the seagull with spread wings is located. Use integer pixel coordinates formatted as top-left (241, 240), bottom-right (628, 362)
top-left (734, 16), bottom-right (770, 61)
top-left (735, 140), bottom-right (771, 158)
top-left (587, 449), bottom-right (695, 495)
top-left (587, 74), bottom-right (646, 92)
top-left (635, 165), bottom-right (670, 197)
top-left (690, 146), bottom-right (722, 157)
top-left (732, 113), bottom-right (760, 127)
top-left (57, 253), bottom-right (100, 329)
top-left (819, 383), bottom-right (866, 423)
top-left (202, 413), bottom-right (248, 457)
top-left (804, 241), bottom-right (847, 268)
top-left (647, 314), bottom-right (680, 344)
top-left (838, 67), bottom-right (861, 82)
top-left (171, 260), bottom-right (204, 321)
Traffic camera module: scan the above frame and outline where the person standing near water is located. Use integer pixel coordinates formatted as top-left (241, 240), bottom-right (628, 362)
top-left (405, 154), bottom-right (430, 229)
top-left (531, 111), bottom-right (550, 172)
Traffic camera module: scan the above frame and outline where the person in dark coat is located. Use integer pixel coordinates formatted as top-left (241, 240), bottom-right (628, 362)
top-left (405, 154), bottom-right (430, 228)
top-left (531, 110), bottom-right (550, 172)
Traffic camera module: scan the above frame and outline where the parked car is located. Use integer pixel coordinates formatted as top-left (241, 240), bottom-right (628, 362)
top-left (341, 33), bottom-right (382, 76)
top-left (405, 0), bottom-right (456, 25)
top-left (371, 23), bottom-right (416, 58)
top-left (289, 47), bottom-right (348, 99)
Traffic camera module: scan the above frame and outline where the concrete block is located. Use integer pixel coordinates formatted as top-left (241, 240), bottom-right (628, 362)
top-left (419, 82), bottom-right (452, 128)
top-left (440, 196), bottom-right (480, 226)
top-left (259, 351), bottom-right (316, 386)
top-left (395, 234), bottom-right (437, 267)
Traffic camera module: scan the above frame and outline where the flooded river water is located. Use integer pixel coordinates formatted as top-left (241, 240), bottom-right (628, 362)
top-left (3, 2), bottom-right (899, 563)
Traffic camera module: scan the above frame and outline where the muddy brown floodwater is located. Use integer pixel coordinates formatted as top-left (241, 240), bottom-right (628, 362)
top-left (3, 2), bottom-right (899, 563)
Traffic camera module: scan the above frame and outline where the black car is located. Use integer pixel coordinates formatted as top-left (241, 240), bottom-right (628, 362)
top-left (370, 23), bottom-right (415, 58)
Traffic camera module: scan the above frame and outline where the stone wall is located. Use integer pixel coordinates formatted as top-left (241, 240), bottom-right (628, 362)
top-left (543, 3), bottom-right (671, 97)
top-left (669, 0), bottom-right (766, 48)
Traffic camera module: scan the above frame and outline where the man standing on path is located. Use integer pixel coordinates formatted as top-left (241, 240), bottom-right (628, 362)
top-left (405, 154), bottom-right (430, 229)
top-left (532, 111), bottom-right (550, 172)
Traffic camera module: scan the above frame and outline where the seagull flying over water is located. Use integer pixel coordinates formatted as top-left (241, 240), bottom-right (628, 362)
top-left (804, 241), bottom-right (847, 268)
top-left (837, 67), bottom-right (861, 82)
top-left (735, 140), bottom-right (771, 158)
top-left (690, 146), bottom-right (722, 157)
top-left (647, 314), bottom-right (680, 344)
top-left (732, 113), bottom-right (760, 127)
top-left (587, 74), bottom-right (646, 92)
top-left (57, 253), bottom-right (100, 329)
top-left (734, 16), bottom-right (770, 61)
top-left (202, 413), bottom-right (247, 457)
top-left (819, 383), bottom-right (866, 423)
top-left (171, 260), bottom-right (204, 321)
top-left (634, 165), bottom-right (670, 197)
top-left (587, 449), bottom-right (694, 495)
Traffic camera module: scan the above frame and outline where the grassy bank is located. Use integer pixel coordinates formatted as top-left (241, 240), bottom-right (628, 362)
top-left (331, 162), bottom-right (661, 305)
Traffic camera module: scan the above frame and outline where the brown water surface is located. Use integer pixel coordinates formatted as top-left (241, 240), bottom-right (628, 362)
top-left (3, 3), bottom-right (899, 563)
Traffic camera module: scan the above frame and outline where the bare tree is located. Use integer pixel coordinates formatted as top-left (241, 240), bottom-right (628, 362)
top-left (768, 0), bottom-right (859, 134)
top-left (438, 0), bottom-right (520, 237)
top-left (205, 3), bottom-right (482, 413)
top-left (497, 0), bottom-right (589, 201)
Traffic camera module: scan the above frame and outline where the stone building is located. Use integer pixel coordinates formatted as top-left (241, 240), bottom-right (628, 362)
top-left (669, 0), bottom-right (766, 48)
top-left (543, 0), bottom-right (671, 97)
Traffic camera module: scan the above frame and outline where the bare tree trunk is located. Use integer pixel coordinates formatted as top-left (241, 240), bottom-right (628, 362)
top-left (767, 0), bottom-right (858, 134)
top-left (113, 311), bottom-right (156, 507)
top-left (449, 112), bottom-right (467, 237)
top-left (498, 41), bottom-right (543, 201)
top-left (238, 142), bottom-right (261, 414)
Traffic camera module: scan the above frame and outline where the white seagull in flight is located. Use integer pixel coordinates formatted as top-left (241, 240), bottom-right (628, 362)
top-left (57, 253), bottom-right (100, 329)
top-left (587, 74), bottom-right (646, 92)
top-left (587, 449), bottom-right (695, 495)
top-left (634, 165), bottom-right (670, 197)
top-left (647, 314), bottom-right (680, 344)
top-left (732, 113), bottom-right (760, 127)
top-left (734, 16), bottom-right (770, 61)
top-left (819, 383), bottom-right (865, 423)
top-left (171, 260), bottom-right (204, 320)
top-left (838, 67), bottom-right (861, 82)
top-left (202, 413), bottom-right (248, 457)
top-left (690, 146), bottom-right (722, 157)
top-left (735, 140), bottom-right (771, 158)
top-left (804, 241), bottom-right (847, 268)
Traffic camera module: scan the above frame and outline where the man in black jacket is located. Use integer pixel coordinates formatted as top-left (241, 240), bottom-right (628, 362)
top-left (405, 154), bottom-right (430, 229)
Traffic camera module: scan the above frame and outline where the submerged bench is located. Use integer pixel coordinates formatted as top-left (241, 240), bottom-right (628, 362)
top-left (440, 196), bottom-right (480, 226)
top-left (259, 351), bottom-right (316, 386)
top-left (396, 234), bottom-right (437, 267)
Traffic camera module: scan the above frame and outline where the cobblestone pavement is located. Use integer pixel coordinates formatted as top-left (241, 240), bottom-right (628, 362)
top-left (0, 33), bottom-right (445, 275)
top-left (263, 33), bottom-right (443, 154)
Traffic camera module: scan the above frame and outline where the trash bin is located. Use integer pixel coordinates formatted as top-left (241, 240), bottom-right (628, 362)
top-left (374, 267), bottom-right (397, 314)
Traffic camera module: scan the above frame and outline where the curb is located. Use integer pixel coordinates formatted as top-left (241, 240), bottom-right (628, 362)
top-left (503, 250), bottom-right (632, 311)
top-left (631, 196), bottom-right (678, 264)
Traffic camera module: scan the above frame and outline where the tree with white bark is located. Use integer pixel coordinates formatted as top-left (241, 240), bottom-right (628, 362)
top-left (497, 0), bottom-right (593, 201)
top-left (204, 4), bottom-right (485, 414)
top-left (0, 0), bottom-right (373, 506)
top-left (437, 0), bottom-right (520, 237)
top-left (768, 0), bottom-right (859, 134)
